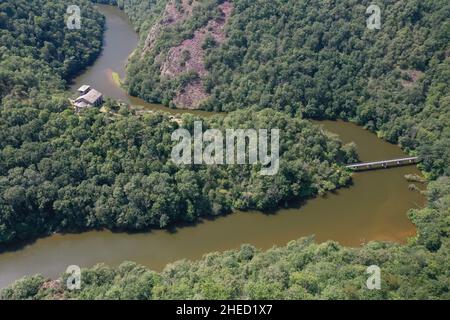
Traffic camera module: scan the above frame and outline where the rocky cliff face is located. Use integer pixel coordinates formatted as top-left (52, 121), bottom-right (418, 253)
top-left (141, 0), bottom-right (233, 109)
top-left (142, 0), bottom-right (197, 57)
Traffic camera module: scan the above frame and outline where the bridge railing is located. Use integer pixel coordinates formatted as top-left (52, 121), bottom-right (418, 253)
top-left (346, 156), bottom-right (419, 171)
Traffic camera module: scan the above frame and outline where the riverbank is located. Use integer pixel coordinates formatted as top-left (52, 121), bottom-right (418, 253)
top-left (3, 176), bottom-right (448, 300)
top-left (0, 4), bottom-right (426, 290)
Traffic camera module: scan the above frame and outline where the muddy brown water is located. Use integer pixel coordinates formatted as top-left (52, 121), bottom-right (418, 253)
top-left (0, 5), bottom-right (425, 289)
top-left (70, 5), bottom-right (214, 118)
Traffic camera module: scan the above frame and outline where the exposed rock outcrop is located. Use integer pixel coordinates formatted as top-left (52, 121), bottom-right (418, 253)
top-left (142, 0), bottom-right (197, 56)
top-left (161, 1), bottom-right (233, 109)
top-left (173, 79), bottom-right (210, 109)
top-left (140, 0), bottom-right (233, 109)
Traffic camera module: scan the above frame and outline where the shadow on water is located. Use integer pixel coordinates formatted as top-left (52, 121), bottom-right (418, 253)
top-left (0, 180), bottom-right (354, 255)
top-left (0, 5), bottom-right (426, 290)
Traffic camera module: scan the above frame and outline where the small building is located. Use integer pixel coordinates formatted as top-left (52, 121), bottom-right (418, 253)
top-left (71, 85), bottom-right (103, 113)
top-left (78, 85), bottom-right (91, 95)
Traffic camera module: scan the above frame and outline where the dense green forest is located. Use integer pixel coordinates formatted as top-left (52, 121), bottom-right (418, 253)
top-left (0, 102), bottom-right (354, 245)
top-left (124, 0), bottom-right (449, 179)
top-left (0, 0), bottom-right (353, 246)
top-left (2, 177), bottom-right (448, 299)
top-left (0, 0), bottom-right (104, 97)
top-left (0, 0), bottom-right (449, 300)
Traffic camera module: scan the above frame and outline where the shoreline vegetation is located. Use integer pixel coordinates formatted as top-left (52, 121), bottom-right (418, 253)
top-left (2, 177), bottom-right (448, 299)
top-left (111, 71), bottom-right (123, 87)
top-left (0, 0), bottom-right (448, 299)
top-left (0, 0), bottom-right (356, 249)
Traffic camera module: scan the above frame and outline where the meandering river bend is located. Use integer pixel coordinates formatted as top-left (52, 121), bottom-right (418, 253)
top-left (0, 5), bottom-right (425, 289)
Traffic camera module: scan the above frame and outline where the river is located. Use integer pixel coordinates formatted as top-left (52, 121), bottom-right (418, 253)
top-left (0, 5), bottom-right (425, 289)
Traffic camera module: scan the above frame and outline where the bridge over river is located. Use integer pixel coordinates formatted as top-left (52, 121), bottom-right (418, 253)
top-left (346, 157), bottom-right (419, 171)
top-left (0, 5), bottom-right (425, 292)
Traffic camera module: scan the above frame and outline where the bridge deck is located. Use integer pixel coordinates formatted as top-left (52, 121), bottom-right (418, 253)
top-left (346, 156), bottom-right (419, 170)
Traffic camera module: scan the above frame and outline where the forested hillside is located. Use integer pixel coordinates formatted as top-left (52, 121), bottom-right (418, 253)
top-left (0, 0), bottom-right (104, 99)
top-left (124, 0), bottom-right (449, 178)
top-left (0, 0), bottom-right (353, 246)
top-left (0, 0), bottom-right (449, 300)
top-left (0, 99), bottom-right (354, 245)
top-left (2, 177), bottom-right (448, 300)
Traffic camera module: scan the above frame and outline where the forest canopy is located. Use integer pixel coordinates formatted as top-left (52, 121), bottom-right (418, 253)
top-left (0, 0), bottom-right (104, 99)
top-left (0, 0), bottom-right (448, 300)
top-left (2, 177), bottom-right (448, 300)
top-left (0, 1), bottom-right (356, 247)
top-left (124, 0), bottom-right (449, 178)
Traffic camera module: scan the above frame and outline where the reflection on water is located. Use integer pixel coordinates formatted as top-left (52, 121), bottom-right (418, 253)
top-left (0, 5), bottom-right (425, 289)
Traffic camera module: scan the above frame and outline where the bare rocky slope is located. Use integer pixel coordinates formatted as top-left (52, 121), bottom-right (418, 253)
top-left (128, 0), bottom-right (233, 109)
